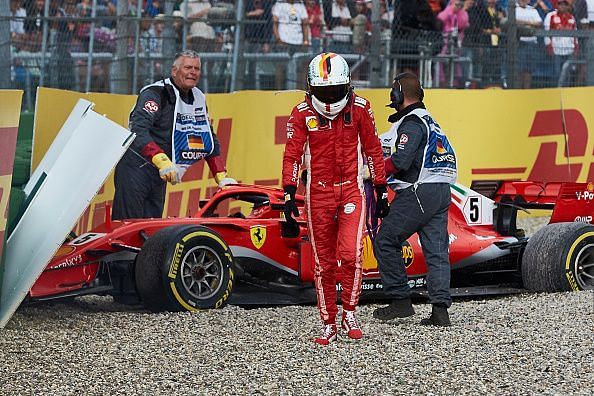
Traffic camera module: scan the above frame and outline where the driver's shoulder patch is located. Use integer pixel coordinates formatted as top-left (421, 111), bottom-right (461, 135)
top-left (354, 97), bottom-right (367, 108)
top-left (297, 102), bottom-right (310, 112)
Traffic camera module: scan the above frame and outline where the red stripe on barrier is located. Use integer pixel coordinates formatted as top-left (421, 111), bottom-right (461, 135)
top-left (471, 167), bottom-right (527, 174)
top-left (0, 127), bottom-right (18, 175)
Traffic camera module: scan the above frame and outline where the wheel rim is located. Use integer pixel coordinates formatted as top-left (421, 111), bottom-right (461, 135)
top-left (575, 243), bottom-right (594, 290)
top-left (180, 245), bottom-right (224, 300)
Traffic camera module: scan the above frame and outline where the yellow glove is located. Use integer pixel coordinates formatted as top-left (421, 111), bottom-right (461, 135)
top-left (214, 171), bottom-right (237, 187)
top-left (152, 153), bottom-right (179, 184)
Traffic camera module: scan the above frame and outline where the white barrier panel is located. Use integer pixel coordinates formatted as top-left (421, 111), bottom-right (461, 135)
top-left (25, 98), bottom-right (94, 196)
top-left (0, 104), bottom-right (134, 328)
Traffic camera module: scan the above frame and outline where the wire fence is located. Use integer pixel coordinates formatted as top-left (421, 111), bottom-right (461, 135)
top-left (2, 0), bottom-right (594, 110)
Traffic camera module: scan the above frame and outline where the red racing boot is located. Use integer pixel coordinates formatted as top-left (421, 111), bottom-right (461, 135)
top-left (314, 323), bottom-right (338, 345)
top-left (341, 310), bottom-right (363, 340)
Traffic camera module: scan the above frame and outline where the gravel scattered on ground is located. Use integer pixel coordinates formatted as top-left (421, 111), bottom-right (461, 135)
top-left (517, 215), bottom-right (551, 236)
top-left (1, 291), bottom-right (592, 395)
top-left (2, 216), bottom-right (592, 395)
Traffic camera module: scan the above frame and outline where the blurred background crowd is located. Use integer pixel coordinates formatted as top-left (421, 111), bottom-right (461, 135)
top-left (2, 0), bottom-right (594, 110)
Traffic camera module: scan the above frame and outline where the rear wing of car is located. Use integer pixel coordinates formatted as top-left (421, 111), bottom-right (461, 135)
top-left (471, 180), bottom-right (594, 225)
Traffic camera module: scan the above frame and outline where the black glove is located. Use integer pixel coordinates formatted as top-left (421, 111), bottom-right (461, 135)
top-left (375, 185), bottom-right (390, 218)
top-left (283, 185), bottom-right (299, 224)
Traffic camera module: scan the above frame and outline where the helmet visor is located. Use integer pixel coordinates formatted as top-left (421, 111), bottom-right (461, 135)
top-left (310, 84), bottom-right (350, 104)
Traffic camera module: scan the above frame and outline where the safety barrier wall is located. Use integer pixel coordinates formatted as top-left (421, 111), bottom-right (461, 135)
top-left (0, 90), bottom-right (24, 301)
top-left (33, 86), bottom-right (594, 233)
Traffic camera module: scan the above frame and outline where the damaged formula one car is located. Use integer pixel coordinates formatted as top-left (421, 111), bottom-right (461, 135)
top-left (30, 181), bottom-right (594, 312)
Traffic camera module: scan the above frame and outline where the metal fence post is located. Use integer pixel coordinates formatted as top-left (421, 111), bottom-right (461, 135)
top-left (85, 0), bottom-right (97, 92)
top-left (586, 35), bottom-right (594, 86)
top-left (0, 1), bottom-right (11, 89)
top-left (287, 56), bottom-right (296, 90)
top-left (162, 0), bottom-right (177, 76)
top-left (39, 0), bottom-right (50, 87)
top-left (506, 0), bottom-right (517, 89)
top-left (230, 0), bottom-right (245, 92)
top-left (113, 0), bottom-right (130, 94)
top-left (368, 0), bottom-right (382, 88)
top-left (131, 0), bottom-right (143, 94)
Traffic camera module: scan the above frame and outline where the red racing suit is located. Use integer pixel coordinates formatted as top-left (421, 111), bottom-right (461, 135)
top-left (282, 93), bottom-right (387, 324)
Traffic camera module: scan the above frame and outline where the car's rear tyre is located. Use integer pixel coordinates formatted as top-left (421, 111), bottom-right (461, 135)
top-left (522, 222), bottom-right (594, 291)
top-left (135, 225), bottom-right (235, 312)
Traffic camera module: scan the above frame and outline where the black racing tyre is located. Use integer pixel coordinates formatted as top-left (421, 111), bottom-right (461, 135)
top-left (522, 222), bottom-right (594, 292)
top-left (135, 225), bottom-right (235, 312)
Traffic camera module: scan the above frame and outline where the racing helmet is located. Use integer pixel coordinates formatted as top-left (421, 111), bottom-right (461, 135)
top-left (307, 53), bottom-right (351, 105)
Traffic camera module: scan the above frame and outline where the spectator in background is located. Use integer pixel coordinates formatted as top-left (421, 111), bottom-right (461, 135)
top-left (139, 12), bottom-right (158, 53)
top-left (328, 0), bottom-right (353, 53)
top-left (569, 0), bottom-right (588, 85)
top-left (381, 0), bottom-right (394, 28)
top-left (392, 0), bottom-right (441, 75)
top-left (570, 0), bottom-right (588, 26)
top-left (25, 0), bottom-right (45, 49)
top-left (352, 0), bottom-right (370, 54)
top-left (532, 0), bottom-right (553, 18)
top-left (378, 0), bottom-right (394, 54)
top-left (544, 0), bottom-right (579, 86)
top-left (96, 0), bottom-right (117, 28)
top-left (305, 0), bottom-right (326, 53)
top-left (428, 0), bottom-right (447, 14)
top-left (182, 0), bottom-right (217, 52)
top-left (516, 0), bottom-right (543, 88)
top-left (463, 0), bottom-right (504, 86)
top-left (145, 0), bottom-right (164, 17)
top-left (437, 0), bottom-right (470, 87)
top-left (271, 0), bottom-right (309, 89)
top-left (463, 0), bottom-right (484, 84)
top-left (10, 0), bottom-right (27, 88)
top-left (485, 0), bottom-right (506, 85)
top-left (245, 0), bottom-right (273, 48)
top-left (351, 0), bottom-right (370, 80)
top-left (45, 0), bottom-right (75, 90)
top-left (10, 0), bottom-right (26, 40)
top-left (245, 0), bottom-right (274, 88)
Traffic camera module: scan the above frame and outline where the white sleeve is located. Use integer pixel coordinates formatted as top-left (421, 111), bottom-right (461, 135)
top-left (543, 12), bottom-right (552, 46)
top-left (543, 12), bottom-right (552, 30)
top-left (532, 9), bottom-right (543, 24)
top-left (299, 4), bottom-right (308, 20)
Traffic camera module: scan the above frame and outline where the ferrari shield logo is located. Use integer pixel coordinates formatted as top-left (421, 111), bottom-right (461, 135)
top-left (250, 226), bottom-right (267, 249)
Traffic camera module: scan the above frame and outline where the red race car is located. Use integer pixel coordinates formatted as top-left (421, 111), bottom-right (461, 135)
top-left (31, 181), bottom-right (594, 311)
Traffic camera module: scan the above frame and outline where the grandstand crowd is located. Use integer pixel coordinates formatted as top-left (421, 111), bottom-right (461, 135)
top-left (7, 0), bottom-right (594, 93)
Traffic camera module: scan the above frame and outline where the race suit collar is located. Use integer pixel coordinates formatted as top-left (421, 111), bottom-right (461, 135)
top-left (306, 90), bottom-right (353, 121)
top-left (169, 78), bottom-right (194, 104)
top-left (388, 102), bottom-right (425, 123)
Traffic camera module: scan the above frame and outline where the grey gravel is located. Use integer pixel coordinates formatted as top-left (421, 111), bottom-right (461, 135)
top-left (1, 217), bottom-right (592, 395)
top-left (1, 292), bottom-right (592, 395)
top-left (517, 215), bottom-right (552, 236)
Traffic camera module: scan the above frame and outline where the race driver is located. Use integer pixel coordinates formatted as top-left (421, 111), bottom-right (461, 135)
top-left (282, 53), bottom-right (389, 345)
top-left (112, 50), bottom-right (235, 220)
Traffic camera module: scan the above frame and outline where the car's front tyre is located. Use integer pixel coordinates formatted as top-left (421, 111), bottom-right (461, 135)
top-left (135, 225), bottom-right (235, 312)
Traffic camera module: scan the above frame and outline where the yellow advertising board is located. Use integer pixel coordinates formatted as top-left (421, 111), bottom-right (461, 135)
top-left (34, 87), bottom-right (594, 233)
top-left (0, 90), bottom-right (24, 299)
